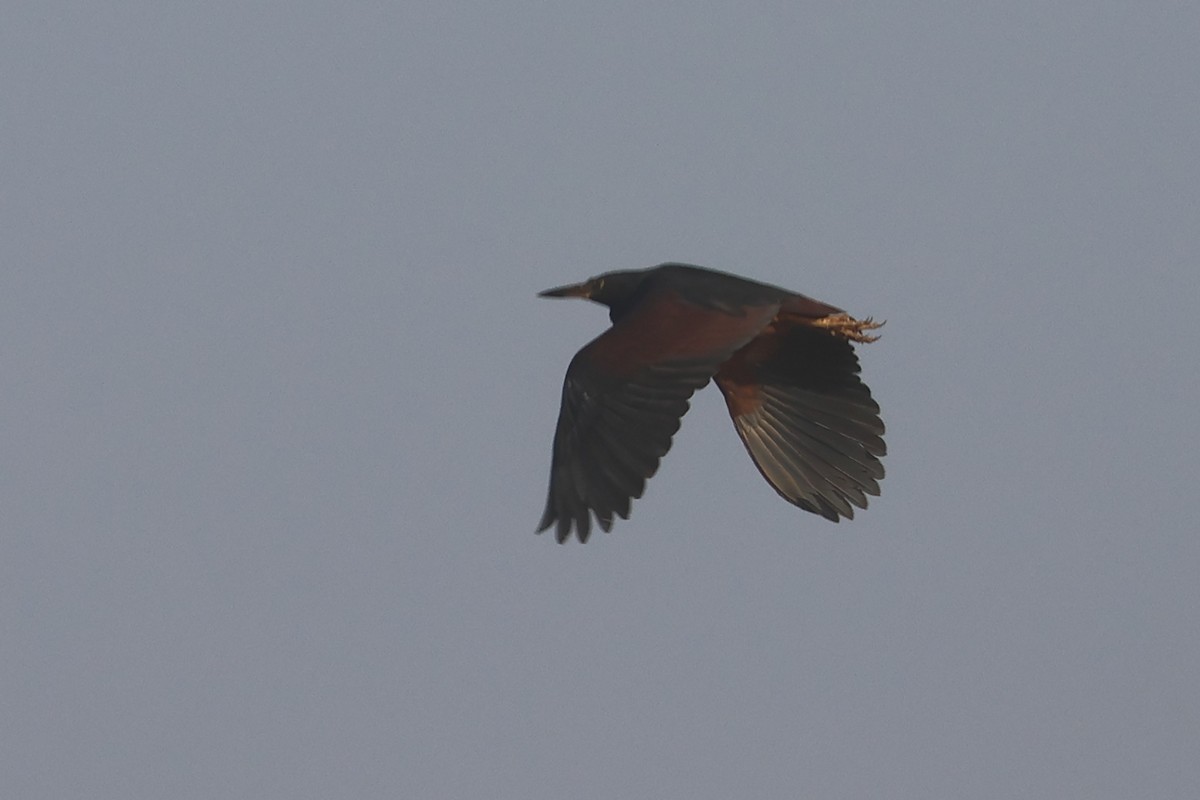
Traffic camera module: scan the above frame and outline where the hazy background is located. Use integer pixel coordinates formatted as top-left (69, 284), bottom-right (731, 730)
top-left (4, 3), bottom-right (1197, 797)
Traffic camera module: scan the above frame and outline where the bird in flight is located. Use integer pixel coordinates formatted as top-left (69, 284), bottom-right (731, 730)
top-left (537, 263), bottom-right (885, 543)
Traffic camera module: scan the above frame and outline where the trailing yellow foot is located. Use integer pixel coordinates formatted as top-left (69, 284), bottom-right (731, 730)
top-left (809, 313), bottom-right (885, 343)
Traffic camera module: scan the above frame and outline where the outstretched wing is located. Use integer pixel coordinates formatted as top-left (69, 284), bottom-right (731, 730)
top-left (715, 320), bottom-right (885, 521)
top-left (539, 289), bottom-right (780, 542)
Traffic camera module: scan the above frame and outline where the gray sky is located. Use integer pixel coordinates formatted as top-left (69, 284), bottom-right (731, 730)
top-left (4, 2), bottom-right (1198, 797)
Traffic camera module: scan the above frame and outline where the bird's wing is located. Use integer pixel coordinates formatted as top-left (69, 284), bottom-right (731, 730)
top-left (715, 319), bottom-right (885, 521)
top-left (540, 290), bottom-right (780, 542)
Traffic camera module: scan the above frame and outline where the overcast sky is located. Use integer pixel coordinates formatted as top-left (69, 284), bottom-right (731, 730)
top-left (3, 2), bottom-right (1198, 798)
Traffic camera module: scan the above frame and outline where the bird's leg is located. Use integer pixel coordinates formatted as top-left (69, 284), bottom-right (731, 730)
top-left (809, 313), bottom-right (884, 343)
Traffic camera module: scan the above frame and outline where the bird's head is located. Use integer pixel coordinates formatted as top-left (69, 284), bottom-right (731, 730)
top-left (538, 269), bottom-right (652, 321)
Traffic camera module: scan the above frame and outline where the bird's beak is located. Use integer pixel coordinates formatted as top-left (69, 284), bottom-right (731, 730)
top-left (537, 281), bottom-right (591, 299)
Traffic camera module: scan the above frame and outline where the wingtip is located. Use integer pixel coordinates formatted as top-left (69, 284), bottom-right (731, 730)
top-left (535, 511), bottom-right (603, 543)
